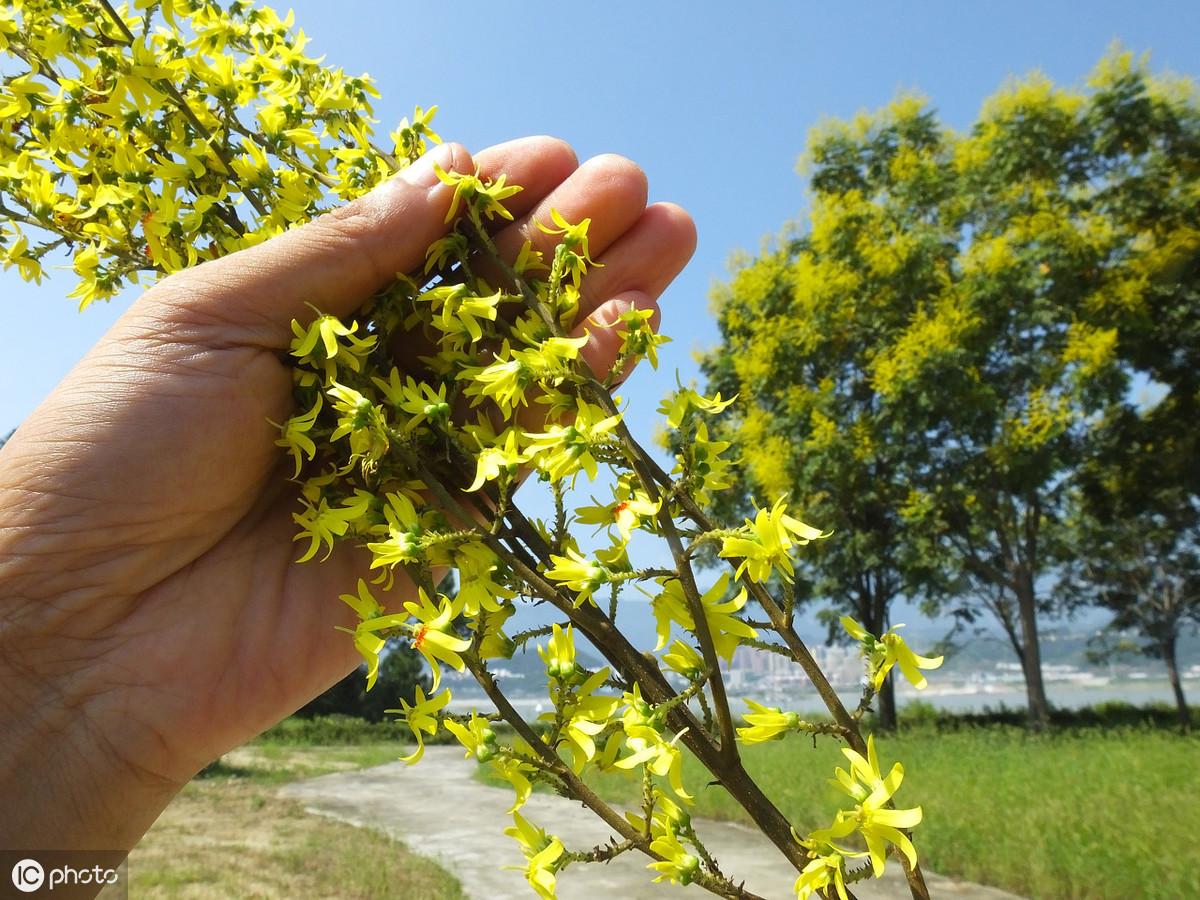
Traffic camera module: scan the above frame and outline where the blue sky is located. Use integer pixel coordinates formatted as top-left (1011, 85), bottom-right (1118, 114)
top-left (4, 1), bottom-right (1198, 440)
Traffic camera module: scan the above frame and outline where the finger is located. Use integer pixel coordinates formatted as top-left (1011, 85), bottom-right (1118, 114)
top-left (487, 154), bottom-right (649, 275)
top-left (573, 202), bottom-right (696, 325)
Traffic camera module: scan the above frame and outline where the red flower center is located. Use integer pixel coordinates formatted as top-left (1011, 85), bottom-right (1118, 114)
top-left (412, 624), bottom-right (429, 650)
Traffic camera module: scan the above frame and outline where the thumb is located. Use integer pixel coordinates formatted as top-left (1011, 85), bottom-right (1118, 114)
top-left (142, 142), bottom-right (472, 343)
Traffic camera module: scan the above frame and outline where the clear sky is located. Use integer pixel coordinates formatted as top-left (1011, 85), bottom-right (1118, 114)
top-left (4, 0), bottom-right (1199, 443)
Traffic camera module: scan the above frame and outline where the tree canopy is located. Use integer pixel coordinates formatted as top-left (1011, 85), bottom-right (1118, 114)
top-left (702, 49), bottom-right (1200, 729)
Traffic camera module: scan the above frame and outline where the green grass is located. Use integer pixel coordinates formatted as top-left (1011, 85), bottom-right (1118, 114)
top-left (135, 733), bottom-right (465, 898)
top-left (256, 713), bottom-right (410, 744)
top-left (480, 717), bottom-right (1199, 899)
top-left (130, 779), bottom-right (465, 899)
top-left (199, 741), bottom-right (406, 784)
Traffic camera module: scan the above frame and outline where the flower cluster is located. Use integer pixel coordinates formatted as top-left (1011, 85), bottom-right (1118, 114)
top-left (1, 0), bottom-right (428, 307)
top-left (795, 736), bottom-right (923, 898)
top-left (6, 4), bottom-right (939, 899)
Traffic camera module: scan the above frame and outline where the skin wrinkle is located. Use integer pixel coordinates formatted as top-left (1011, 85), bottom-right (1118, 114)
top-left (133, 281), bottom-right (283, 346)
top-left (4, 473), bottom-right (253, 546)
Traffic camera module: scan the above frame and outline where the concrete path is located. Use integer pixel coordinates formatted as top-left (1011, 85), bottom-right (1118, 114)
top-left (280, 746), bottom-right (1020, 900)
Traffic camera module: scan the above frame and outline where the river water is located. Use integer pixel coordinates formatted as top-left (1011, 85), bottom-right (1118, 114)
top-left (446, 677), bottom-right (1190, 717)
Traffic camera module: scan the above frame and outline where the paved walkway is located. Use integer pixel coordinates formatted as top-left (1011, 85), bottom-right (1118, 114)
top-left (280, 746), bottom-right (1020, 900)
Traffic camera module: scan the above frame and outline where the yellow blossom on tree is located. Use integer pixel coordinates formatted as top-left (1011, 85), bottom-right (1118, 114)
top-left (394, 686), bottom-right (452, 765)
top-left (841, 616), bottom-right (944, 690)
top-left (504, 812), bottom-right (565, 900)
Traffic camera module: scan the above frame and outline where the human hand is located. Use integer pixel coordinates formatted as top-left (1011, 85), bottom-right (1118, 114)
top-left (0, 137), bottom-right (695, 851)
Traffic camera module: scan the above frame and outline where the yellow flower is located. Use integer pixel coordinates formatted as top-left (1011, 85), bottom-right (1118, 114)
top-left (686, 421), bottom-right (736, 502)
top-left (615, 685), bottom-right (692, 801)
top-left (735, 699), bottom-right (806, 744)
top-left (461, 350), bottom-right (528, 414)
top-left (454, 544), bottom-right (515, 615)
top-left (364, 492), bottom-right (425, 570)
top-left (504, 813), bottom-right (564, 900)
top-left (537, 623), bottom-right (577, 681)
top-left (2, 233), bottom-right (44, 284)
top-left (372, 368), bottom-right (450, 433)
top-left (292, 492), bottom-right (370, 562)
top-left (466, 428), bottom-right (526, 492)
top-left (614, 306), bottom-right (671, 370)
top-left (841, 616), bottom-right (944, 690)
top-left (393, 686), bottom-right (451, 765)
top-left (647, 827), bottom-right (701, 886)
top-left (524, 401), bottom-right (622, 483)
top-left (433, 163), bottom-right (522, 224)
top-left (825, 734), bottom-right (923, 877)
top-left (575, 483), bottom-right (660, 544)
top-left (513, 239), bottom-right (548, 275)
top-left (467, 599), bottom-right (516, 661)
top-left (793, 846), bottom-right (851, 900)
top-left (624, 793), bottom-right (701, 884)
top-left (538, 208), bottom-right (602, 287)
top-left (493, 755), bottom-right (535, 813)
top-left (392, 103), bottom-right (442, 160)
top-left (662, 639), bottom-right (706, 680)
top-left (444, 710), bottom-right (498, 761)
top-left (336, 578), bottom-right (388, 687)
top-left (541, 666), bottom-right (620, 773)
top-left (366, 524), bottom-right (422, 570)
top-left (420, 283), bottom-right (503, 344)
top-left (719, 498), bottom-right (829, 583)
top-left (398, 589), bottom-right (472, 690)
top-left (544, 548), bottom-right (610, 607)
top-left (423, 232), bottom-right (469, 273)
top-left (651, 572), bottom-right (756, 661)
top-left (290, 312), bottom-right (377, 382)
top-left (657, 384), bottom-right (737, 430)
top-left (272, 394), bottom-right (322, 478)
top-left (327, 382), bottom-right (389, 466)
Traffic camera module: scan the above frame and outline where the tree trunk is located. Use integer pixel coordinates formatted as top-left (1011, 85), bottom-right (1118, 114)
top-left (877, 676), bottom-right (898, 731)
top-left (863, 582), bottom-right (897, 731)
top-left (1015, 575), bottom-right (1051, 731)
top-left (1163, 636), bottom-right (1191, 731)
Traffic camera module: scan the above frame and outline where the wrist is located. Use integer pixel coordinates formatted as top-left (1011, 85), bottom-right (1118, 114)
top-left (0, 544), bottom-right (183, 853)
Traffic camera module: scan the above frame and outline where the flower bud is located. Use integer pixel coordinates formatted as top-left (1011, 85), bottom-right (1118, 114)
top-left (423, 401), bottom-right (450, 419)
top-left (678, 854), bottom-right (700, 885)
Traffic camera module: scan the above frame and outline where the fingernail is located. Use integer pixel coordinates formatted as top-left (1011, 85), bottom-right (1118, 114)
top-left (399, 142), bottom-right (456, 188)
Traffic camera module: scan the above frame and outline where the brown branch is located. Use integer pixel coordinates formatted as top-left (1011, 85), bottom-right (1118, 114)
top-left (467, 659), bottom-right (764, 900)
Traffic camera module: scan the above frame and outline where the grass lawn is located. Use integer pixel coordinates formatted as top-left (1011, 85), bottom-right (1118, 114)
top-left (129, 741), bottom-right (465, 899)
top-left (571, 722), bottom-right (1199, 899)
